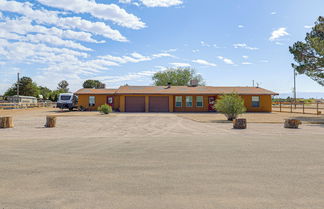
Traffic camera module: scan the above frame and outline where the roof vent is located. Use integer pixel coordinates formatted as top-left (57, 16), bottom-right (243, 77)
top-left (189, 79), bottom-right (198, 87)
top-left (166, 82), bottom-right (171, 88)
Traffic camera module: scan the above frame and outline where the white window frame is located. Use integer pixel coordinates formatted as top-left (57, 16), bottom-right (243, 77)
top-left (196, 96), bottom-right (203, 107)
top-left (186, 96), bottom-right (193, 107)
top-left (89, 96), bottom-right (95, 107)
top-left (175, 96), bottom-right (182, 107)
top-left (252, 96), bottom-right (260, 107)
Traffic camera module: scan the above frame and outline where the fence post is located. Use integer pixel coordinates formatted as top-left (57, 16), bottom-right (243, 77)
top-left (302, 102), bottom-right (305, 114)
top-left (280, 101), bottom-right (282, 112)
top-left (317, 102), bottom-right (319, 115)
top-left (290, 101), bottom-right (293, 113)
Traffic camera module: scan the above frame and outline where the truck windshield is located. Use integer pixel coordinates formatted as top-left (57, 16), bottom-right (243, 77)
top-left (60, 96), bottom-right (71, 100)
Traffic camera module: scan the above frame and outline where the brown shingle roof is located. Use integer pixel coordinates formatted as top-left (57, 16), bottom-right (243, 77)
top-left (75, 88), bottom-right (117, 95)
top-left (115, 86), bottom-right (278, 95)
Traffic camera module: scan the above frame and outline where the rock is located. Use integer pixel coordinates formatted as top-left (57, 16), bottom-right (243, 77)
top-left (233, 118), bottom-right (247, 129)
top-left (284, 119), bottom-right (301, 129)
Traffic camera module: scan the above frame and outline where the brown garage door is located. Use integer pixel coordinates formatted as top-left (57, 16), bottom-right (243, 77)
top-left (149, 96), bottom-right (169, 112)
top-left (125, 96), bottom-right (145, 112)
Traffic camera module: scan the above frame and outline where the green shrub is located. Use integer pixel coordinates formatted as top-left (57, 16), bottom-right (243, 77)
top-left (214, 93), bottom-right (246, 121)
top-left (98, 104), bottom-right (112, 114)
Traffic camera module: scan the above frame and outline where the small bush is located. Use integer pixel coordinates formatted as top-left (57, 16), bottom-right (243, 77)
top-left (215, 93), bottom-right (246, 121)
top-left (98, 104), bottom-right (112, 114)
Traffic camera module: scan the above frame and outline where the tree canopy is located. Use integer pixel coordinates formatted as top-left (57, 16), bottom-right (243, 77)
top-left (83, 80), bottom-right (106, 89)
top-left (215, 93), bottom-right (246, 121)
top-left (57, 80), bottom-right (69, 93)
top-left (152, 67), bottom-right (205, 86)
top-left (4, 76), bottom-right (39, 97)
top-left (289, 16), bottom-right (324, 86)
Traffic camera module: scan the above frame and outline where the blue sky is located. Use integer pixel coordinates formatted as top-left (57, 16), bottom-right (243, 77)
top-left (0, 0), bottom-right (323, 95)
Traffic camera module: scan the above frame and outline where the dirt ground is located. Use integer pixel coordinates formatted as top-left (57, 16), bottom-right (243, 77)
top-left (0, 108), bottom-right (324, 209)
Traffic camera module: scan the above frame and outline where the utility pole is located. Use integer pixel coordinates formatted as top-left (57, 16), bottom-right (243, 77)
top-left (252, 80), bottom-right (255, 87)
top-left (293, 68), bottom-right (296, 108)
top-left (17, 73), bottom-right (20, 96)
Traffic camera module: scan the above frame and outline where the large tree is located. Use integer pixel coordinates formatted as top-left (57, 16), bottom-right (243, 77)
top-left (83, 80), bottom-right (106, 89)
top-left (57, 80), bottom-right (69, 93)
top-left (289, 16), bottom-right (324, 86)
top-left (39, 86), bottom-right (52, 100)
top-left (152, 67), bottom-right (205, 86)
top-left (4, 76), bottom-right (39, 97)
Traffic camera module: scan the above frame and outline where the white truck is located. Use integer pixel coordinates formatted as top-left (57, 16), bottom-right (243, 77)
top-left (56, 93), bottom-right (78, 111)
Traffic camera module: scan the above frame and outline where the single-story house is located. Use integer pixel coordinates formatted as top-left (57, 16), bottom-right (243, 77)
top-left (75, 85), bottom-right (278, 112)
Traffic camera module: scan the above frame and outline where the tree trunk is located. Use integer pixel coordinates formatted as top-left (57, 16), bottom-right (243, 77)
top-left (233, 118), bottom-right (247, 129)
top-left (284, 119), bottom-right (301, 129)
top-left (0, 116), bottom-right (14, 128)
top-left (45, 116), bottom-right (56, 128)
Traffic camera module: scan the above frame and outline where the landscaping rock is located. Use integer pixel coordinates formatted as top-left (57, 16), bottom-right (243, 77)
top-left (233, 118), bottom-right (247, 129)
top-left (284, 119), bottom-right (301, 129)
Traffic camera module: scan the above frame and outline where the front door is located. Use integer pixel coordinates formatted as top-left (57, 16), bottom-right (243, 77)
top-left (107, 96), bottom-right (114, 108)
top-left (208, 96), bottom-right (216, 111)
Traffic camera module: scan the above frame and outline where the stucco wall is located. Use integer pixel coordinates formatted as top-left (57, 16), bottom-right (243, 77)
top-left (77, 94), bottom-right (118, 111)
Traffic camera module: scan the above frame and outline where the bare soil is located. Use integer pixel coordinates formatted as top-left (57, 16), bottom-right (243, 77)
top-left (0, 108), bottom-right (324, 209)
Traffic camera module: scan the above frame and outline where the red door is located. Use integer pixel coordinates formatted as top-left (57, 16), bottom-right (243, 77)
top-left (107, 96), bottom-right (114, 108)
top-left (208, 96), bottom-right (216, 111)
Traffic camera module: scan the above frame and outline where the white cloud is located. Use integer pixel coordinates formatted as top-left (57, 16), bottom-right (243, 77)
top-left (304, 25), bottom-right (313, 29)
top-left (242, 62), bottom-right (252, 65)
top-left (192, 49), bottom-right (199, 53)
top-left (152, 53), bottom-right (173, 58)
top-left (217, 56), bottom-right (234, 65)
top-left (140, 0), bottom-right (183, 7)
top-left (0, 0), bottom-right (128, 42)
top-left (170, 62), bottom-right (191, 67)
top-left (238, 25), bottom-right (244, 28)
top-left (260, 60), bottom-right (269, 63)
top-left (37, 0), bottom-right (145, 29)
top-left (269, 27), bottom-right (289, 41)
top-left (242, 55), bottom-right (249, 59)
top-left (192, 59), bottom-right (217, 67)
top-left (233, 43), bottom-right (258, 50)
top-left (271, 11), bottom-right (277, 15)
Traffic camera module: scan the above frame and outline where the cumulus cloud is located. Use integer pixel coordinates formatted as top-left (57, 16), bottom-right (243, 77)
top-left (269, 27), bottom-right (289, 41)
top-left (37, 0), bottom-right (145, 29)
top-left (304, 25), bottom-right (313, 29)
top-left (242, 55), bottom-right (249, 59)
top-left (242, 62), bottom-right (252, 65)
top-left (233, 43), bottom-right (258, 50)
top-left (140, 0), bottom-right (183, 7)
top-left (217, 56), bottom-right (234, 65)
top-left (192, 59), bottom-right (217, 67)
top-left (238, 25), bottom-right (244, 28)
top-left (170, 62), bottom-right (191, 67)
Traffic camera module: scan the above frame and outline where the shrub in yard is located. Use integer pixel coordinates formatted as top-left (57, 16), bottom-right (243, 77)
top-left (214, 93), bottom-right (246, 121)
top-left (98, 104), bottom-right (112, 114)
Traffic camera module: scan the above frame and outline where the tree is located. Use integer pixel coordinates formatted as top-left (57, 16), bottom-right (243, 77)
top-left (152, 67), bottom-right (205, 86)
top-left (4, 76), bottom-right (39, 97)
top-left (214, 93), bottom-right (246, 121)
top-left (83, 80), bottom-right (106, 89)
top-left (289, 16), bottom-right (324, 86)
top-left (57, 80), bottom-right (69, 93)
top-left (39, 86), bottom-right (52, 100)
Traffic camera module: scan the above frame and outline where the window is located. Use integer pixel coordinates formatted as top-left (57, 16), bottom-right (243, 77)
top-left (175, 96), bottom-right (182, 107)
top-left (107, 97), bottom-right (113, 104)
top-left (186, 96), bottom-right (193, 107)
top-left (196, 96), bottom-right (203, 107)
top-left (252, 96), bottom-right (260, 107)
top-left (89, 96), bottom-right (95, 107)
top-left (60, 95), bottom-right (71, 100)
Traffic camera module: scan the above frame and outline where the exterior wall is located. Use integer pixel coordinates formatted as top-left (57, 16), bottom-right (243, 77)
top-left (77, 94), bottom-right (273, 112)
top-left (77, 94), bottom-right (118, 111)
top-left (174, 95), bottom-right (215, 112)
top-left (241, 95), bottom-right (272, 112)
top-left (119, 95), bottom-right (174, 112)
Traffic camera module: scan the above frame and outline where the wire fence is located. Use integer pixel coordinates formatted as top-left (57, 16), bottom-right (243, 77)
top-left (0, 102), bottom-right (56, 110)
top-left (272, 101), bottom-right (323, 115)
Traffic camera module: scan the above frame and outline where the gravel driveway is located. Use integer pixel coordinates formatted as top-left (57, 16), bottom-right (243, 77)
top-left (0, 111), bottom-right (323, 209)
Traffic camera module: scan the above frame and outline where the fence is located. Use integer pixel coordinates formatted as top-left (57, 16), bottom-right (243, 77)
top-left (272, 101), bottom-right (323, 115)
top-left (0, 102), bottom-right (56, 110)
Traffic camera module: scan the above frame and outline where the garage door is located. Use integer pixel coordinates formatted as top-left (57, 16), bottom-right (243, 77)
top-left (149, 96), bottom-right (169, 112)
top-left (125, 96), bottom-right (145, 112)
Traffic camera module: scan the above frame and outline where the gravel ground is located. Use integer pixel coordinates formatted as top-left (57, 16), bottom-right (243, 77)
top-left (0, 108), bottom-right (324, 209)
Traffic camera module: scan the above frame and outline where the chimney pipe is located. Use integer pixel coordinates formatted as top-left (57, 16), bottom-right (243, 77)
top-left (167, 82), bottom-right (171, 88)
